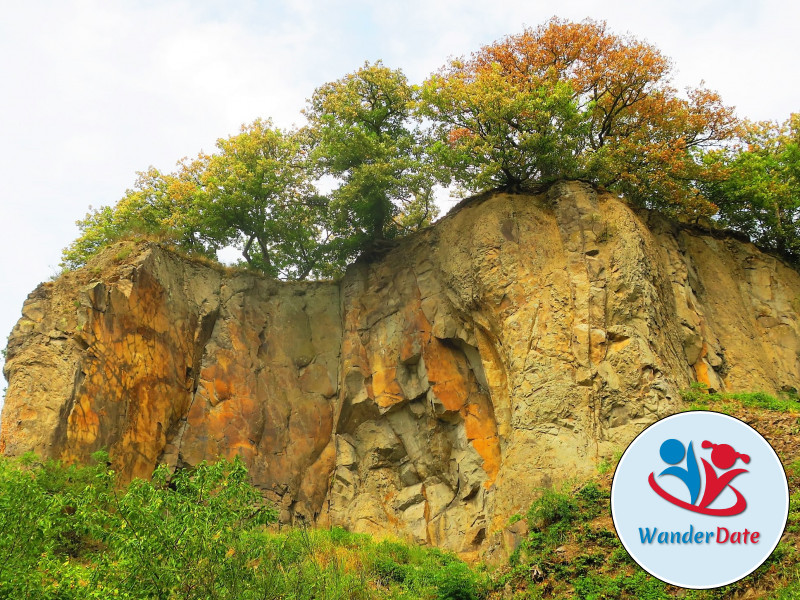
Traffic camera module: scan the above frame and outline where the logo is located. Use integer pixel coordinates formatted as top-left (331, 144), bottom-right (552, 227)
top-left (611, 411), bottom-right (789, 589)
top-left (648, 439), bottom-right (750, 516)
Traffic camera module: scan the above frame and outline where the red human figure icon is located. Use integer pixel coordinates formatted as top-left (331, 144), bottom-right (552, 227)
top-left (698, 441), bottom-right (750, 510)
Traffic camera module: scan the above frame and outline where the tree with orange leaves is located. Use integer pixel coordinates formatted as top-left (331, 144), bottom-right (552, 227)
top-left (421, 18), bottom-right (737, 217)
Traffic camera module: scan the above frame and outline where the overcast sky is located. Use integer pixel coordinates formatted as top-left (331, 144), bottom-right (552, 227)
top-left (1, 0), bottom-right (798, 412)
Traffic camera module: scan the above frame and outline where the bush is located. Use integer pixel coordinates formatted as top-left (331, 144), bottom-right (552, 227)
top-left (527, 487), bottom-right (577, 530)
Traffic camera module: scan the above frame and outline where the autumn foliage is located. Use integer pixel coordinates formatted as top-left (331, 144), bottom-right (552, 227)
top-left (422, 18), bottom-right (738, 216)
top-left (63, 19), bottom-right (800, 275)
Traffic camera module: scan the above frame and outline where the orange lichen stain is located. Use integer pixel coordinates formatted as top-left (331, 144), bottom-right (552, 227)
top-left (608, 337), bottom-right (632, 354)
top-left (463, 399), bottom-right (501, 485)
top-left (424, 339), bottom-right (469, 411)
top-left (19, 407), bottom-right (38, 421)
top-left (464, 402), bottom-right (496, 442)
top-left (471, 436), bottom-right (501, 486)
top-left (214, 377), bottom-right (232, 404)
top-left (695, 360), bottom-right (712, 388)
top-left (399, 309), bottom-right (429, 363)
top-left (372, 365), bottom-right (404, 409)
top-left (67, 396), bottom-right (100, 445)
top-left (693, 343), bottom-right (713, 388)
top-left (60, 271), bottom-right (197, 482)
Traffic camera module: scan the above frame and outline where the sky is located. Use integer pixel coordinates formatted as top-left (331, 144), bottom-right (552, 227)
top-left (0, 0), bottom-right (798, 413)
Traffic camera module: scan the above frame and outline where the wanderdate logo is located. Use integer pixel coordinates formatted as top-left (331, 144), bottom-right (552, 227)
top-left (611, 411), bottom-right (788, 589)
top-left (648, 438), bottom-right (750, 516)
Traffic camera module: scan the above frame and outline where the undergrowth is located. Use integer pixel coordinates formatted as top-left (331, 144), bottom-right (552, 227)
top-left (0, 396), bottom-right (797, 599)
top-left (0, 454), bottom-right (489, 600)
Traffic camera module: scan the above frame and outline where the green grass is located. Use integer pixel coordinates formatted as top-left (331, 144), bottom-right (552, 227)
top-left (597, 450), bottom-right (623, 475)
top-left (114, 246), bottom-right (133, 262)
top-left (681, 382), bottom-right (800, 413)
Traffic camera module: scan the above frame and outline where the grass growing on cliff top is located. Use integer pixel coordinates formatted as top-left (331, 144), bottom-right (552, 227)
top-left (0, 453), bottom-right (488, 600)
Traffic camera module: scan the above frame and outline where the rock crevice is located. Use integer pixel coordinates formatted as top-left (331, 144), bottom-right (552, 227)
top-left (3, 181), bottom-right (800, 555)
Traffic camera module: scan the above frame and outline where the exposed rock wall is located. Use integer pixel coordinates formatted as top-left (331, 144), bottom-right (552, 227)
top-left (3, 182), bottom-right (799, 554)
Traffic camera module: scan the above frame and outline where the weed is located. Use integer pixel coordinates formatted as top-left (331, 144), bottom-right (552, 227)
top-left (114, 247), bottom-right (133, 262)
top-left (527, 487), bottom-right (577, 530)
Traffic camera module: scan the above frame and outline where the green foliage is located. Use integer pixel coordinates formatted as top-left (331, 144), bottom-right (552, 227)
top-left (62, 158), bottom-right (214, 271)
top-left (62, 122), bottom-right (343, 280)
top-left (367, 541), bottom-right (488, 600)
top-left (0, 454), bottom-right (281, 599)
top-left (114, 246), bottom-right (133, 262)
top-left (419, 63), bottom-right (586, 192)
top-left (526, 487), bottom-right (578, 532)
top-left (703, 114), bottom-right (800, 261)
top-left (60, 22), bottom-right (800, 277)
top-left (304, 60), bottom-right (440, 244)
top-left (681, 382), bottom-right (800, 413)
top-left (0, 455), bottom-right (492, 600)
top-left (768, 580), bottom-right (800, 599)
top-left (419, 18), bottom-right (737, 217)
top-left (1, 447), bottom-right (797, 599)
top-left (203, 120), bottom-right (342, 278)
top-left (597, 450), bottom-right (623, 475)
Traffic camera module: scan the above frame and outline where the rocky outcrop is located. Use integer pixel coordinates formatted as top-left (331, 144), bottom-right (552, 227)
top-left (3, 182), bottom-right (799, 555)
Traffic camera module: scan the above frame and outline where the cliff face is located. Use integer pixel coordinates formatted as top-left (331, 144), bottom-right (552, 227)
top-left (3, 182), bottom-right (800, 555)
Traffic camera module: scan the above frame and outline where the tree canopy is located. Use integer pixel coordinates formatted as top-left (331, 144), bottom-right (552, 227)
top-left (64, 121), bottom-right (343, 279)
top-left (702, 114), bottom-right (800, 259)
top-left (62, 19), bottom-right (800, 275)
top-left (304, 61), bottom-right (440, 245)
top-left (421, 18), bottom-right (737, 216)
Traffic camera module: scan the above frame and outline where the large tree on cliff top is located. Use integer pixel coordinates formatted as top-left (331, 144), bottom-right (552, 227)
top-left (201, 119), bottom-right (337, 279)
top-left (61, 156), bottom-right (213, 271)
top-left (421, 18), bottom-right (737, 217)
top-left (304, 61), bottom-right (439, 245)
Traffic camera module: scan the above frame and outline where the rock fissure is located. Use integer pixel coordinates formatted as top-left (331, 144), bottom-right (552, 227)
top-left (3, 182), bottom-right (800, 557)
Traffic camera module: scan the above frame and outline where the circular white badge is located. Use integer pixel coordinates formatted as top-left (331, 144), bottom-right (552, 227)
top-left (611, 411), bottom-right (789, 589)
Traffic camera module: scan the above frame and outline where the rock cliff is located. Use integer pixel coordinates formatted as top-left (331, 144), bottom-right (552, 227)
top-left (3, 181), bottom-right (799, 556)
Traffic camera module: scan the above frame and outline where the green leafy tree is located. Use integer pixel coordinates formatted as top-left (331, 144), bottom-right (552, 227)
top-left (420, 60), bottom-right (586, 193)
top-left (98, 457), bottom-right (278, 599)
top-left (704, 114), bottom-right (800, 258)
top-left (304, 61), bottom-right (439, 247)
top-left (201, 119), bottom-right (338, 279)
top-left (0, 454), bottom-right (280, 599)
top-left (62, 120), bottom-right (341, 279)
top-left (61, 158), bottom-right (212, 271)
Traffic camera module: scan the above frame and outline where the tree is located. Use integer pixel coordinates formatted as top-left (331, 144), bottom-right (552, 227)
top-left (304, 61), bottom-right (438, 246)
top-left (61, 158), bottom-right (212, 271)
top-left (420, 18), bottom-right (737, 217)
top-left (201, 119), bottom-right (338, 279)
top-left (704, 114), bottom-right (800, 258)
top-left (420, 60), bottom-right (586, 193)
top-left (62, 120), bottom-right (342, 279)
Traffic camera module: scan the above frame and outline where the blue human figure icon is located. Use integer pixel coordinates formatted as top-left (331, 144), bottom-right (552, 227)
top-left (658, 439), bottom-right (701, 505)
